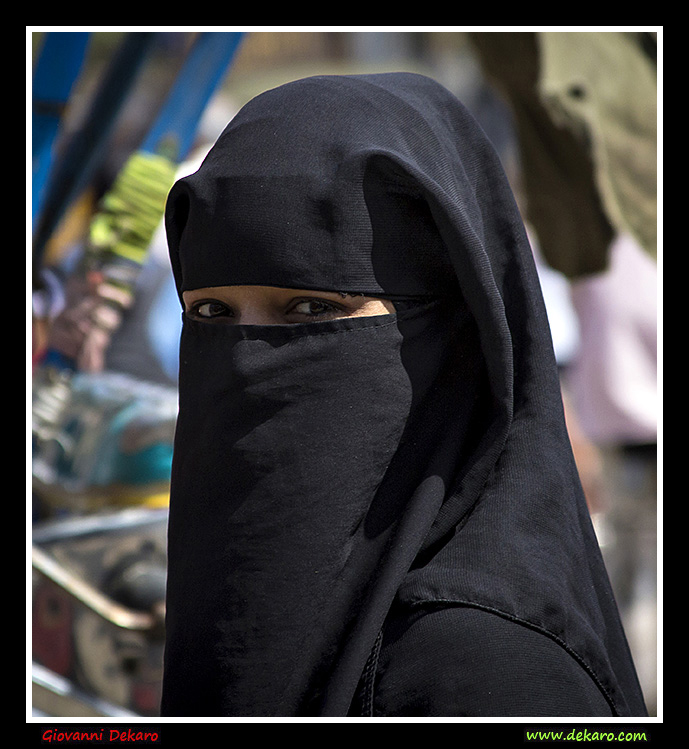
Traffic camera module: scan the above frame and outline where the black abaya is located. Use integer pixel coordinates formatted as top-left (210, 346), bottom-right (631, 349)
top-left (162, 72), bottom-right (647, 717)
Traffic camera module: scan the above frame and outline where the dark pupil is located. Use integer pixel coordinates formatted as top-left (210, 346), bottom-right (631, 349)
top-left (205, 302), bottom-right (229, 317)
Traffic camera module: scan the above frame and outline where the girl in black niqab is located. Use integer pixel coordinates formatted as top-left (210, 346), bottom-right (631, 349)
top-left (162, 72), bottom-right (647, 717)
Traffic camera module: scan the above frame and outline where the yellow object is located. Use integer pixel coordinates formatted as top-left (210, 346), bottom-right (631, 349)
top-left (87, 151), bottom-right (178, 268)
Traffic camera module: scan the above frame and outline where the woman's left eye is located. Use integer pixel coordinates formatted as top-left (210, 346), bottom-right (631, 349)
top-left (289, 299), bottom-right (342, 317)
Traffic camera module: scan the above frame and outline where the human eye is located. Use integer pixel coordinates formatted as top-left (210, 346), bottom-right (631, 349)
top-left (189, 299), bottom-right (234, 321)
top-left (286, 298), bottom-right (345, 320)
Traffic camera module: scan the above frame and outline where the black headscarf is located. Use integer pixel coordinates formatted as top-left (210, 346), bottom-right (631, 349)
top-left (162, 73), bottom-right (646, 717)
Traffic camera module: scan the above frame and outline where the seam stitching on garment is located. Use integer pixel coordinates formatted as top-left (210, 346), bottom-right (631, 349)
top-left (361, 629), bottom-right (384, 717)
top-left (406, 598), bottom-right (619, 716)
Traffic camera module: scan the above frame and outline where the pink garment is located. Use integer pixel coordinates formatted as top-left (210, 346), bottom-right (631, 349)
top-left (567, 234), bottom-right (658, 445)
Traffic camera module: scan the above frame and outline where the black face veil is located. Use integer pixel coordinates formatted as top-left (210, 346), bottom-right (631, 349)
top-left (162, 73), bottom-right (647, 717)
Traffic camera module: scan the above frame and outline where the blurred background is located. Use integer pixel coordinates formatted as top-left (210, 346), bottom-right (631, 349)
top-left (30, 28), bottom-right (659, 719)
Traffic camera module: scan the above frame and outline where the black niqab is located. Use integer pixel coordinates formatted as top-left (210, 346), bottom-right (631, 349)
top-left (162, 73), bottom-right (647, 717)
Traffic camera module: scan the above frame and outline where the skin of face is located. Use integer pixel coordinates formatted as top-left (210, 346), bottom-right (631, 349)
top-left (183, 285), bottom-right (395, 325)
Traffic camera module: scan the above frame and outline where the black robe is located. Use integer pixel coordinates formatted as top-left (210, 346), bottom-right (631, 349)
top-left (161, 72), bottom-right (647, 717)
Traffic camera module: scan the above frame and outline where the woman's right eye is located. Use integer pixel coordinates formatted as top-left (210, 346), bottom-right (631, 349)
top-left (191, 300), bottom-right (233, 319)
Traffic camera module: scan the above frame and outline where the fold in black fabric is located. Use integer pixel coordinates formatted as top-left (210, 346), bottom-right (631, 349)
top-left (162, 73), bottom-right (647, 717)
